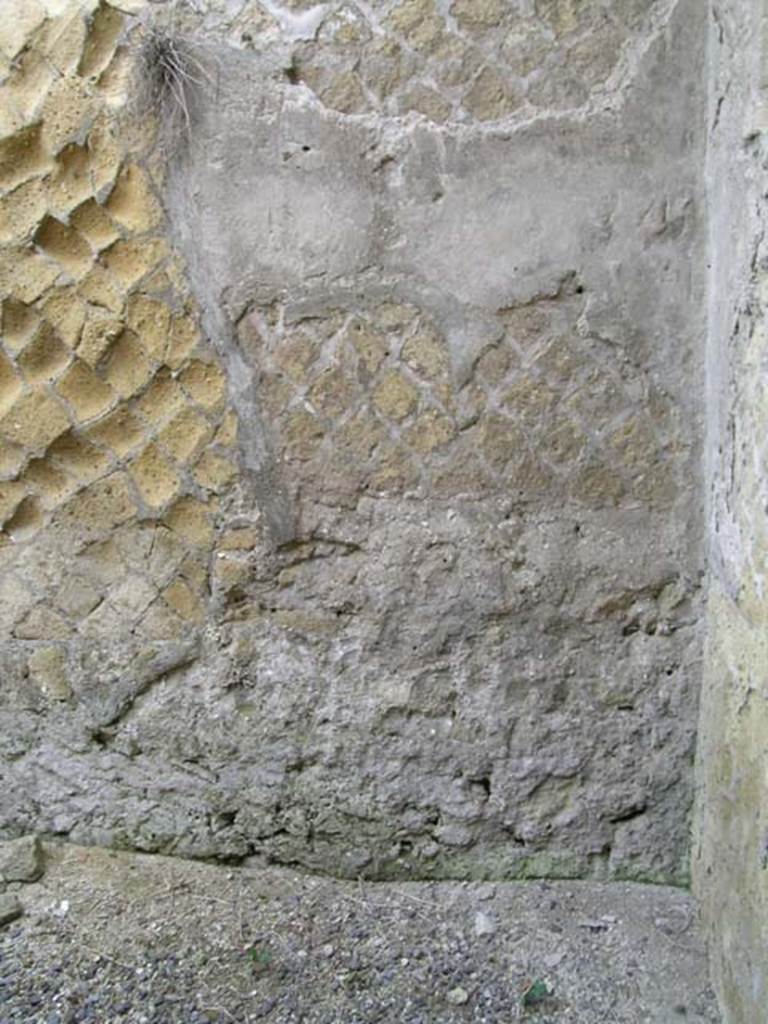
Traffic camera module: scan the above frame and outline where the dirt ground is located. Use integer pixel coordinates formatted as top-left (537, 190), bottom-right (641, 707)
top-left (0, 842), bottom-right (720, 1023)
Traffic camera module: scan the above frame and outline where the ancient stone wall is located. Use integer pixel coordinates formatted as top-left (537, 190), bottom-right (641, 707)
top-left (0, 0), bottom-right (240, 842)
top-left (1, 0), bottom-right (706, 885)
top-left (693, 1), bottom-right (768, 1020)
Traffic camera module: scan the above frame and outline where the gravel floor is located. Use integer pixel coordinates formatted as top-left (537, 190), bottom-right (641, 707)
top-left (0, 843), bottom-right (720, 1023)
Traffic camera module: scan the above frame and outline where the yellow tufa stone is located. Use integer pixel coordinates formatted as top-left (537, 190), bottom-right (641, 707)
top-left (125, 295), bottom-right (171, 361)
top-left (539, 414), bottom-right (587, 467)
top-left (0, 480), bottom-right (28, 525)
top-left (605, 415), bottom-right (658, 475)
top-left (77, 265), bottom-right (126, 313)
top-left (104, 165), bottom-right (161, 233)
top-left (259, 373), bottom-right (293, 421)
top-left (212, 552), bottom-right (251, 592)
top-left (47, 430), bottom-right (112, 483)
top-left (7, 250), bottom-right (61, 303)
top-left (179, 359), bottom-right (227, 410)
top-left (100, 237), bottom-right (169, 288)
top-left (164, 496), bottom-right (215, 547)
top-left (347, 319), bottom-right (389, 374)
top-left (163, 577), bottom-right (204, 623)
top-left (0, 1), bottom-right (47, 62)
top-left (55, 574), bottom-right (102, 620)
top-left (96, 45), bottom-right (134, 108)
top-left (41, 76), bottom-right (95, 154)
top-left (0, 125), bottom-right (52, 192)
top-left (55, 471), bottom-right (136, 532)
top-left (281, 407), bottom-right (325, 461)
top-left (77, 308), bottom-right (123, 366)
top-left (157, 406), bottom-right (212, 463)
top-left (130, 441), bottom-right (181, 509)
top-left (474, 344), bottom-right (513, 387)
top-left (56, 358), bottom-right (116, 421)
top-left (307, 365), bottom-right (359, 419)
top-left (109, 572), bottom-right (157, 620)
top-left (502, 373), bottom-right (557, 427)
top-left (369, 442), bottom-right (420, 494)
top-left (218, 526), bottom-right (259, 551)
top-left (372, 368), bottom-right (419, 421)
top-left (373, 302), bottom-right (418, 331)
top-left (405, 407), bottom-right (455, 454)
top-left (15, 604), bottom-right (72, 641)
top-left (1, 298), bottom-right (40, 351)
top-left (17, 322), bottom-right (72, 382)
top-left (38, 10), bottom-right (88, 77)
top-left (320, 71), bottom-right (370, 114)
top-left (70, 198), bottom-right (122, 250)
top-left (335, 410), bottom-right (386, 462)
top-left (0, 439), bottom-right (27, 478)
top-left (0, 391), bottom-right (70, 450)
top-left (0, 0), bottom-right (238, 649)
top-left (569, 459), bottom-right (624, 506)
top-left (402, 84), bottom-right (451, 123)
top-left (450, 0), bottom-right (505, 29)
top-left (135, 599), bottom-right (184, 641)
top-left (0, 179), bottom-right (48, 244)
top-left (0, 350), bottom-right (23, 416)
top-left (99, 329), bottom-right (152, 397)
top-left (73, 536), bottom-right (126, 587)
top-left (3, 494), bottom-right (44, 541)
top-left (479, 413), bottom-right (524, 472)
top-left (47, 143), bottom-right (94, 214)
top-left (27, 646), bottom-right (72, 701)
top-left (86, 114), bottom-right (122, 191)
top-left (193, 451), bottom-right (238, 493)
top-left (501, 23), bottom-right (551, 78)
top-left (39, 288), bottom-right (86, 347)
top-left (79, 2), bottom-right (124, 79)
top-left (535, 0), bottom-right (579, 37)
top-left (462, 66), bottom-right (520, 121)
top-left (135, 368), bottom-right (187, 425)
top-left (23, 457), bottom-right (77, 508)
top-left (178, 553), bottom-right (208, 593)
top-left (274, 330), bottom-right (317, 382)
top-left (214, 410), bottom-right (238, 446)
top-left (84, 404), bottom-right (144, 456)
top-left (401, 328), bottom-right (450, 380)
top-left (387, 0), bottom-right (445, 54)
top-left (166, 314), bottom-right (200, 368)
top-left (1, 45), bottom-right (57, 126)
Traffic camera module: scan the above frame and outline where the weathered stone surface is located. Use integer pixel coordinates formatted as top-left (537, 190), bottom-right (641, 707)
top-left (135, 0), bottom-right (704, 884)
top-left (0, 0), bottom-right (711, 898)
top-left (0, 836), bottom-right (43, 883)
top-left (0, 892), bottom-right (22, 929)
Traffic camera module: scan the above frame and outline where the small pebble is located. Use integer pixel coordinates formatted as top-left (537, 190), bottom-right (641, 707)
top-left (474, 911), bottom-right (496, 937)
top-left (446, 986), bottom-right (469, 1006)
top-left (543, 949), bottom-right (566, 969)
